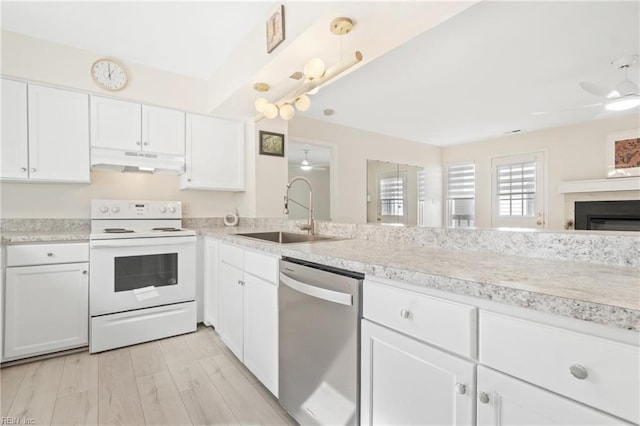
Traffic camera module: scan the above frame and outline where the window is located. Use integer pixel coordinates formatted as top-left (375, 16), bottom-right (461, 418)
top-left (378, 171), bottom-right (407, 221)
top-left (491, 152), bottom-right (545, 229)
top-left (446, 163), bottom-right (475, 228)
top-left (497, 161), bottom-right (536, 217)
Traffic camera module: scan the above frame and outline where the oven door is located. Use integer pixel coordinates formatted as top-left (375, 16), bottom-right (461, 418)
top-left (90, 236), bottom-right (196, 316)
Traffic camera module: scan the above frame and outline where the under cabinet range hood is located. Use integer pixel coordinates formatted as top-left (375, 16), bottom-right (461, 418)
top-left (90, 147), bottom-right (185, 175)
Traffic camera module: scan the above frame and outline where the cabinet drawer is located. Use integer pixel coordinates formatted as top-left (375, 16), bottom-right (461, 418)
top-left (363, 280), bottom-right (476, 358)
top-left (220, 243), bottom-right (244, 269)
top-left (479, 311), bottom-right (639, 424)
top-left (6, 243), bottom-right (89, 267)
top-left (244, 249), bottom-right (278, 284)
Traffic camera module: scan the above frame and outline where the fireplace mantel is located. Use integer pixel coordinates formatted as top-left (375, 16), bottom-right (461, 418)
top-left (557, 177), bottom-right (640, 194)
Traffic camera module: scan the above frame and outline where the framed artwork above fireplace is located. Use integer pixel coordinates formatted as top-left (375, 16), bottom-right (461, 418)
top-left (606, 128), bottom-right (640, 178)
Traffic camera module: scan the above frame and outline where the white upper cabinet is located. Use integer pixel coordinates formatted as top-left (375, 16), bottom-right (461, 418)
top-left (180, 114), bottom-right (244, 191)
top-left (142, 105), bottom-right (185, 155)
top-left (1, 80), bottom-right (89, 183)
top-left (90, 96), bottom-right (185, 155)
top-left (90, 96), bottom-right (141, 151)
top-left (1, 79), bottom-right (29, 180)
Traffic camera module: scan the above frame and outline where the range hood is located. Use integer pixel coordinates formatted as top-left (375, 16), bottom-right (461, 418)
top-left (91, 147), bottom-right (185, 175)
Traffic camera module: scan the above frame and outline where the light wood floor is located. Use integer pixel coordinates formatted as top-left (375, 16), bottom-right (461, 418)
top-left (0, 326), bottom-right (297, 426)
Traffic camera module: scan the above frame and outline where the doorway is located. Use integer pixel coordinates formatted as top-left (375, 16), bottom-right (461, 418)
top-left (287, 142), bottom-right (331, 221)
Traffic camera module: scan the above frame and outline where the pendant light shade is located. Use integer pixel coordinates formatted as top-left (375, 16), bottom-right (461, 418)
top-left (263, 103), bottom-right (279, 119)
top-left (304, 58), bottom-right (326, 80)
top-left (254, 97), bottom-right (269, 113)
top-left (295, 95), bottom-right (311, 111)
top-left (279, 103), bottom-right (295, 120)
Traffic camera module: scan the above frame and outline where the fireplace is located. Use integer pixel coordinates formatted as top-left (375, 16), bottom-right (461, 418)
top-left (575, 200), bottom-right (640, 231)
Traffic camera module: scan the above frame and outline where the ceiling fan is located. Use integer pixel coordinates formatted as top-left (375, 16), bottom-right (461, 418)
top-left (579, 55), bottom-right (640, 111)
top-left (299, 149), bottom-right (327, 171)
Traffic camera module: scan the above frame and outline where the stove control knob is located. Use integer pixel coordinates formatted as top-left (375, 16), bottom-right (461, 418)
top-left (99, 205), bottom-right (109, 213)
top-left (168, 205), bottom-right (177, 213)
top-left (159, 206), bottom-right (167, 214)
top-left (111, 206), bottom-right (120, 213)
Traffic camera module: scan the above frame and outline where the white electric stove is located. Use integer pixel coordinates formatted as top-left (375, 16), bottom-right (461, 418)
top-left (89, 200), bottom-right (197, 353)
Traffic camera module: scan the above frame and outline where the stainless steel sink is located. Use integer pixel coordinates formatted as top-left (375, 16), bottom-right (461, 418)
top-left (235, 231), bottom-right (337, 244)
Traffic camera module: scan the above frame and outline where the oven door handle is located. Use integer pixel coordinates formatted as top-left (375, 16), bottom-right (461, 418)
top-left (90, 236), bottom-right (196, 249)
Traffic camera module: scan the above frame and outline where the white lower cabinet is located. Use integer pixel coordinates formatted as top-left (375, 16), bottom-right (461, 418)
top-left (217, 242), bottom-right (279, 396)
top-left (361, 319), bottom-right (475, 426)
top-left (4, 243), bottom-right (89, 360)
top-left (476, 366), bottom-right (627, 425)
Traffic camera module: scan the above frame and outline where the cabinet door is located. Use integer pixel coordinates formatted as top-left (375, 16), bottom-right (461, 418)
top-left (181, 114), bottom-right (244, 190)
top-left (361, 320), bottom-right (475, 426)
top-left (1, 79), bottom-right (29, 180)
top-left (243, 273), bottom-right (278, 397)
top-left (218, 260), bottom-right (244, 361)
top-left (27, 85), bottom-right (90, 182)
top-left (4, 263), bottom-right (89, 360)
top-left (477, 366), bottom-right (627, 425)
top-left (142, 105), bottom-right (185, 155)
top-left (90, 96), bottom-right (141, 151)
top-left (203, 238), bottom-right (219, 327)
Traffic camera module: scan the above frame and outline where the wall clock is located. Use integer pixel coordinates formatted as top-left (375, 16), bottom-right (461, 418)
top-left (91, 58), bottom-right (127, 91)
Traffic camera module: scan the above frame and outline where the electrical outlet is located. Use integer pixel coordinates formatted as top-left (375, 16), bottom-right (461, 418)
top-left (182, 202), bottom-right (190, 215)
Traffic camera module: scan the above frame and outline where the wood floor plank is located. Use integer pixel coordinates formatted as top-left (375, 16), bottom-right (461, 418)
top-left (253, 380), bottom-right (298, 426)
top-left (182, 327), bottom-right (222, 360)
top-left (180, 382), bottom-right (239, 426)
top-left (200, 354), bottom-right (285, 425)
top-left (136, 370), bottom-right (192, 426)
top-left (58, 352), bottom-right (98, 397)
top-left (209, 331), bottom-right (258, 384)
top-left (98, 348), bottom-right (145, 425)
top-left (51, 389), bottom-right (98, 426)
top-left (129, 341), bottom-right (167, 378)
top-left (167, 359), bottom-right (210, 392)
top-left (6, 357), bottom-right (65, 425)
top-left (159, 335), bottom-right (195, 365)
top-left (0, 362), bottom-right (30, 416)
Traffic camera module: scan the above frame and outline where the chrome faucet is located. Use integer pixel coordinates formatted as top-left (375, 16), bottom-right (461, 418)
top-left (284, 176), bottom-right (315, 235)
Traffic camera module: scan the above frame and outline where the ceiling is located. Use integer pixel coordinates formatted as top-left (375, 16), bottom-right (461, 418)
top-left (2, 1), bottom-right (638, 147)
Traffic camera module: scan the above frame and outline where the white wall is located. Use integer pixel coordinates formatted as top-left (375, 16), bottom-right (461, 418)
top-left (289, 117), bottom-right (443, 224)
top-left (442, 113), bottom-right (640, 230)
top-left (287, 166), bottom-right (330, 221)
top-left (0, 31), bottom-right (242, 219)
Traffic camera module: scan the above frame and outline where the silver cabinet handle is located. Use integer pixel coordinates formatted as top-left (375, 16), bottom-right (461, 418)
top-left (30, 168), bottom-right (37, 172)
top-left (21, 167), bottom-right (27, 172)
top-left (237, 279), bottom-right (242, 285)
top-left (570, 364), bottom-right (588, 380)
top-left (400, 309), bottom-right (411, 319)
top-left (136, 141), bottom-right (141, 145)
top-left (455, 383), bottom-right (466, 395)
top-left (82, 270), bottom-right (88, 275)
top-left (143, 142), bottom-right (149, 146)
top-left (478, 392), bottom-right (490, 404)
top-left (47, 252), bottom-right (54, 257)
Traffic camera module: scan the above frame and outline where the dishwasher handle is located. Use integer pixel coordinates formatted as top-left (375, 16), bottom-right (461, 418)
top-left (280, 273), bottom-right (353, 306)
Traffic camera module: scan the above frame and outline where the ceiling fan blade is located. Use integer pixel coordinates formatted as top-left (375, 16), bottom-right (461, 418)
top-left (531, 102), bottom-right (603, 115)
top-left (615, 79), bottom-right (639, 97)
top-left (579, 81), bottom-right (617, 98)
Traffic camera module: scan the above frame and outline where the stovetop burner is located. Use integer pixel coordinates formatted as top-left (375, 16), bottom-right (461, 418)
top-left (104, 228), bottom-right (135, 234)
top-left (152, 227), bottom-right (182, 232)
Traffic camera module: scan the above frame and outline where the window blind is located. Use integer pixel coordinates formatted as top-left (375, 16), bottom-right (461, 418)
top-left (379, 173), bottom-right (405, 216)
top-left (447, 163), bottom-right (475, 228)
top-left (497, 161), bottom-right (536, 216)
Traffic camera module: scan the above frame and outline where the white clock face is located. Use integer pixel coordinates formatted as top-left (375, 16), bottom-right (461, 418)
top-left (91, 59), bottom-right (127, 91)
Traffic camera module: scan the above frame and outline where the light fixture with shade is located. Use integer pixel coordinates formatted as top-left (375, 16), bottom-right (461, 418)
top-left (254, 17), bottom-right (361, 121)
top-left (300, 149), bottom-right (313, 171)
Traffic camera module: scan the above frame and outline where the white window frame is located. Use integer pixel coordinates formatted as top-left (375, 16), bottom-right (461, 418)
top-left (445, 162), bottom-right (475, 228)
top-left (377, 170), bottom-right (408, 224)
top-left (491, 151), bottom-right (546, 229)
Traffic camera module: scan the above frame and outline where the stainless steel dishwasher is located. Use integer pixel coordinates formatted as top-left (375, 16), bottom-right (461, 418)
top-left (279, 257), bottom-right (364, 426)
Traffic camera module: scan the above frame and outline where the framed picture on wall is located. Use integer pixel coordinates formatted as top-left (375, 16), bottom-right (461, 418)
top-left (606, 128), bottom-right (640, 178)
top-left (259, 131), bottom-right (285, 157)
top-left (266, 5), bottom-right (285, 53)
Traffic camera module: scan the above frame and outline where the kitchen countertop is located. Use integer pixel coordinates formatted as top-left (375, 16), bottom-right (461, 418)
top-left (3, 227), bottom-right (638, 331)
top-left (201, 227), bottom-right (640, 331)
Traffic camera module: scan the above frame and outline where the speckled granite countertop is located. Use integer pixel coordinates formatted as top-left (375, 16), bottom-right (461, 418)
top-left (3, 227), bottom-right (638, 331)
top-left (201, 227), bottom-right (640, 331)
top-left (1, 231), bottom-right (89, 244)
